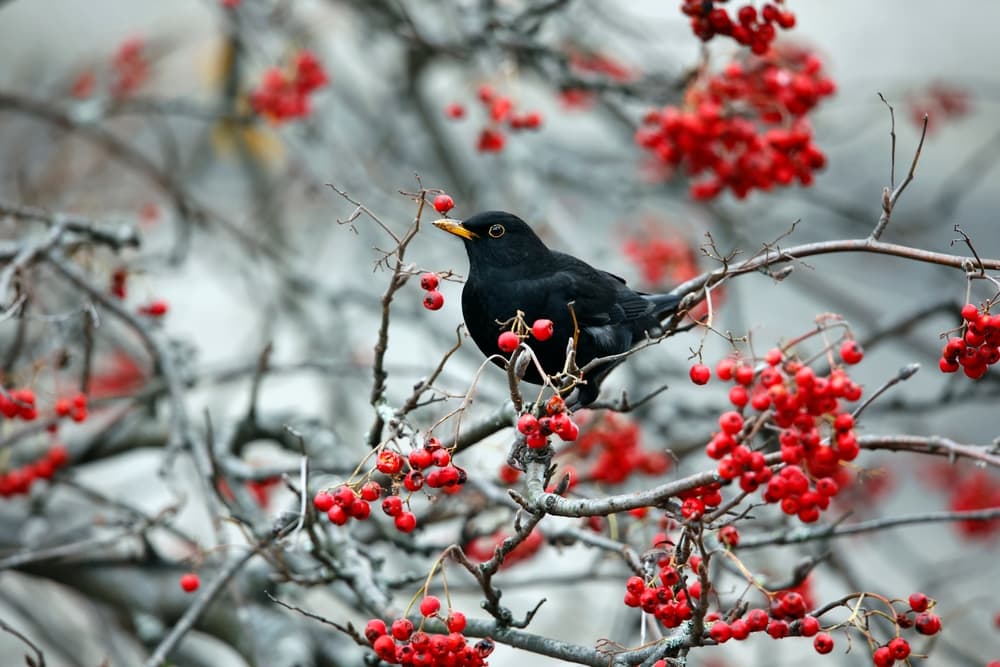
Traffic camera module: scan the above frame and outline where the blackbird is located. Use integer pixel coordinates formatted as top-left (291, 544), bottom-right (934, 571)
top-left (434, 211), bottom-right (680, 406)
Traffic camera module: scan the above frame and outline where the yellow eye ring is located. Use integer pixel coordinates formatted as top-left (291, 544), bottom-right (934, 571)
top-left (489, 224), bottom-right (505, 238)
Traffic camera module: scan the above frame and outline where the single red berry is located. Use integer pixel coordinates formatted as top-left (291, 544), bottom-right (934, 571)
top-left (419, 595), bottom-right (441, 617)
top-left (446, 611), bottom-right (467, 633)
top-left (734, 364), bottom-right (755, 385)
top-left (908, 592), bottom-right (929, 612)
top-left (716, 357), bottom-right (736, 380)
top-left (813, 632), bottom-right (834, 654)
top-left (719, 524), bottom-right (739, 547)
top-left (403, 470), bottom-right (424, 492)
top-left (419, 272), bottom-right (439, 290)
top-left (391, 618), bottom-right (414, 641)
top-left (839, 339), bottom-right (864, 364)
top-left (372, 633), bottom-right (396, 658)
top-left (525, 433), bottom-right (548, 449)
top-left (689, 363), bottom-right (711, 385)
top-left (313, 491), bottom-right (335, 512)
top-left (139, 299), bottom-right (169, 317)
top-left (364, 618), bottom-right (387, 642)
top-left (423, 290), bottom-right (444, 311)
top-left (394, 511), bottom-right (417, 533)
top-left (431, 448), bottom-right (451, 467)
top-left (914, 612), bottom-right (941, 635)
top-left (360, 481), bottom-right (382, 501)
top-left (179, 573), bottom-right (200, 592)
top-left (719, 411), bottom-right (744, 435)
top-left (766, 619), bottom-right (789, 638)
top-left (433, 194), bottom-right (454, 214)
top-left (872, 646), bottom-right (894, 667)
top-left (348, 497), bottom-right (371, 520)
top-left (381, 495), bottom-right (403, 517)
top-left (333, 485), bottom-right (356, 506)
top-left (798, 615), bottom-right (820, 637)
top-left (497, 331), bottom-right (520, 353)
top-left (709, 621), bottom-right (732, 643)
top-left (517, 413), bottom-right (540, 435)
top-left (327, 504), bottom-right (349, 525)
top-left (376, 450), bottom-right (403, 475)
top-left (444, 102), bottom-right (465, 119)
top-left (531, 318), bottom-right (554, 341)
top-left (961, 303), bottom-right (980, 321)
top-left (887, 637), bottom-right (910, 660)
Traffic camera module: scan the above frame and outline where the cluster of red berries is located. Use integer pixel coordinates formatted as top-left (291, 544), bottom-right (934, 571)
top-left (676, 480), bottom-right (724, 520)
top-left (139, 299), bottom-right (169, 317)
top-left (906, 82), bottom-right (971, 134)
top-left (623, 561), bottom-right (697, 629)
top-left (516, 395), bottom-right (580, 448)
top-left (179, 572), bottom-right (200, 593)
top-left (565, 413), bottom-right (670, 484)
top-left (444, 85), bottom-right (542, 154)
top-left (249, 50), bottom-right (328, 123)
top-left (497, 318), bottom-right (554, 354)
top-left (681, 1), bottom-right (796, 52)
top-left (420, 273), bottom-right (444, 311)
top-left (938, 303), bottom-right (1000, 379)
top-left (112, 37), bottom-right (149, 97)
top-left (560, 50), bottom-right (634, 110)
top-left (465, 527), bottom-right (545, 569)
top-left (365, 600), bottom-right (494, 665)
top-left (53, 392), bottom-right (89, 424)
top-left (948, 470), bottom-right (1000, 538)
top-left (0, 445), bottom-right (69, 497)
top-left (635, 45), bottom-right (835, 200)
top-left (698, 340), bottom-right (864, 523)
top-left (0, 388), bottom-right (38, 421)
top-left (110, 268), bottom-right (128, 299)
top-left (314, 480), bottom-right (383, 526)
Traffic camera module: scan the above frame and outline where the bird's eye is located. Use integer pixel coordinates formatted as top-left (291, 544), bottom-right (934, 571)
top-left (488, 224), bottom-right (505, 238)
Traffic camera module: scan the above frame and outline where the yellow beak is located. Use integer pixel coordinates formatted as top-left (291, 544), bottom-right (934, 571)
top-left (433, 219), bottom-right (478, 240)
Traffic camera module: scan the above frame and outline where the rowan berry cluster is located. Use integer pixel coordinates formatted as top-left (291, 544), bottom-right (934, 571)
top-left (0, 388), bottom-right (38, 421)
top-left (681, 1), bottom-right (796, 52)
top-left (314, 480), bottom-right (382, 526)
top-left (516, 394), bottom-right (580, 448)
top-left (562, 413), bottom-right (670, 484)
top-left (938, 302), bottom-right (1000, 379)
top-left (420, 272), bottom-right (444, 311)
top-left (249, 50), bottom-right (328, 123)
top-left (560, 50), bottom-right (634, 110)
top-left (906, 82), bottom-right (971, 134)
top-left (635, 45), bottom-right (835, 200)
top-left (465, 528), bottom-right (545, 568)
top-left (365, 600), bottom-right (494, 665)
top-left (496, 312), bottom-right (555, 356)
top-left (0, 445), bottom-right (69, 497)
top-left (53, 392), bottom-right (89, 423)
top-left (112, 37), bottom-right (149, 97)
top-left (444, 85), bottom-right (542, 154)
top-left (703, 340), bottom-right (864, 523)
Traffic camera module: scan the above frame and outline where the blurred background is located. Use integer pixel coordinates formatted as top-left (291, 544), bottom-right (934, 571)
top-left (0, 1), bottom-right (999, 665)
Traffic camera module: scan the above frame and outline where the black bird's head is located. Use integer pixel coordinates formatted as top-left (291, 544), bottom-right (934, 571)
top-left (433, 211), bottom-right (551, 273)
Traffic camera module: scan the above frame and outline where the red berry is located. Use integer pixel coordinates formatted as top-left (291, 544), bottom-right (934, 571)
top-left (376, 450), bottom-right (403, 475)
top-left (391, 618), bottom-right (414, 641)
top-left (689, 363), bottom-right (711, 385)
top-left (394, 511), bottom-right (417, 533)
top-left (766, 619), bottom-right (789, 638)
top-left (813, 632), bottom-right (834, 654)
top-left (419, 272), bottom-right (439, 290)
top-left (423, 290), bottom-right (444, 310)
top-left (313, 491), bottom-right (334, 512)
top-left (798, 615), bottom-right (820, 637)
top-left (372, 634), bottom-right (396, 658)
top-left (525, 433), bottom-right (548, 449)
top-left (419, 595), bottom-right (441, 617)
top-left (709, 621), bottom-right (731, 643)
top-left (887, 637), bottom-right (910, 660)
top-left (961, 303), bottom-right (980, 321)
top-left (719, 524), bottom-right (739, 547)
top-left (908, 592), bottom-right (929, 612)
top-left (497, 331), bottom-right (520, 353)
top-left (360, 481), bottom-right (382, 501)
top-left (140, 299), bottom-right (169, 317)
top-left (431, 448), bottom-right (451, 467)
top-left (327, 504), bottom-right (349, 525)
top-left (839, 339), bottom-right (864, 364)
top-left (179, 573), bottom-right (200, 592)
top-left (719, 411), bottom-right (744, 434)
top-left (445, 102), bottom-right (465, 119)
top-left (348, 498), bottom-right (371, 520)
top-left (364, 618), bottom-right (387, 642)
top-left (433, 194), bottom-right (454, 214)
top-left (914, 612), bottom-right (941, 635)
top-left (531, 319), bottom-right (554, 341)
top-left (872, 646), bottom-right (894, 667)
top-left (381, 495), bottom-right (403, 516)
top-left (446, 611), bottom-right (467, 633)
top-left (517, 413), bottom-right (540, 435)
